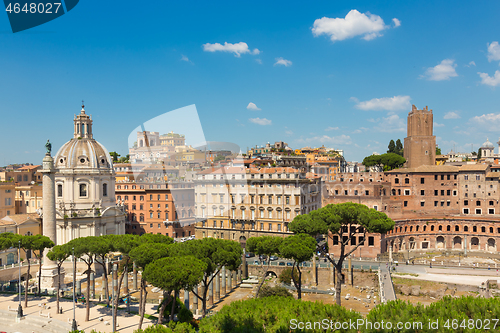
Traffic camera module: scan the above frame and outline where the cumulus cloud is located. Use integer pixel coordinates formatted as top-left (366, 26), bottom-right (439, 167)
top-left (274, 57), bottom-right (292, 67)
top-left (180, 55), bottom-right (193, 64)
top-left (423, 59), bottom-right (458, 81)
top-left (325, 126), bottom-right (339, 131)
top-left (353, 95), bottom-right (411, 112)
top-left (352, 127), bottom-right (368, 134)
top-left (247, 102), bottom-right (261, 111)
top-left (312, 10), bottom-right (397, 42)
top-left (296, 134), bottom-right (352, 145)
top-left (434, 122), bottom-right (445, 127)
top-left (444, 111), bottom-right (461, 119)
top-left (202, 42), bottom-right (260, 57)
top-left (465, 61), bottom-right (476, 67)
top-left (249, 117), bottom-right (272, 125)
top-left (478, 70), bottom-right (500, 86)
top-left (285, 130), bottom-right (293, 136)
top-left (255, 59), bottom-right (262, 64)
top-left (487, 41), bottom-right (500, 62)
top-left (470, 113), bottom-right (500, 131)
top-left (373, 114), bottom-right (406, 133)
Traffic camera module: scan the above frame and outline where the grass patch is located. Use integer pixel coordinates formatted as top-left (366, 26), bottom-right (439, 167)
top-left (392, 277), bottom-right (442, 288)
top-left (394, 273), bottom-right (419, 277)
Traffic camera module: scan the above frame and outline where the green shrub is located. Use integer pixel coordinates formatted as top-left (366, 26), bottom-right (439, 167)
top-left (278, 267), bottom-right (299, 285)
top-left (134, 323), bottom-right (196, 333)
top-left (198, 296), bottom-right (362, 332)
top-left (159, 297), bottom-right (193, 323)
top-left (258, 285), bottom-right (293, 298)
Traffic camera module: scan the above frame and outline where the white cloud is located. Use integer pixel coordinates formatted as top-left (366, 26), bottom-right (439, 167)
top-left (312, 10), bottom-right (396, 42)
top-left (392, 18), bottom-right (401, 27)
top-left (465, 61), bottom-right (476, 67)
top-left (423, 59), bottom-right (458, 81)
top-left (274, 57), bottom-right (292, 67)
top-left (325, 126), bottom-right (339, 131)
top-left (180, 55), bottom-right (193, 64)
top-left (434, 122), bottom-right (445, 127)
top-left (202, 42), bottom-right (260, 57)
top-left (487, 41), bottom-right (500, 62)
top-left (471, 113), bottom-right (500, 132)
top-left (249, 117), bottom-right (272, 125)
top-left (354, 95), bottom-right (411, 112)
top-left (478, 70), bottom-right (500, 87)
top-left (296, 134), bottom-right (352, 145)
top-left (373, 114), bottom-right (405, 133)
top-left (285, 130), bottom-right (293, 136)
top-left (443, 111), bottom-right (460, 119)
top-left (247, 102), bottom-right (261, 111)
top-left (255, 59), bottom-right (262, 64)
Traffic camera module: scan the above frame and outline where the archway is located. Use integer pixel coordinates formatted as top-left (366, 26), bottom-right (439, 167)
top-left (470, 237), bottom-right (479, 250)
top-left (453, 236), bottom-right (462, 249)
top-left (239, 236), bottom-right (247, 249)
top-left (436, 236), bottom-right (445, 249)
top-left (409, 237), bottom-right (416, 250)
top-left (487, 238), bottom-right (496, 252)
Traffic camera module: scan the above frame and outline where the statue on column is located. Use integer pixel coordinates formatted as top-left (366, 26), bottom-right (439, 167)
top-left (45, 140), bottom-right (52, 155)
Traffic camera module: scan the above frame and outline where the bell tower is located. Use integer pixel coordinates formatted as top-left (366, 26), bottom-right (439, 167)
top-left (403, 105), bottom-right (436, 168)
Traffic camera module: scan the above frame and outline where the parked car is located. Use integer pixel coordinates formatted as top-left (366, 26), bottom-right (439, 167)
top-left (269, 255), bottom-right (278, 261)
top-left (278, 261), bottom-right (286, 266)
top-left (287, 262), bottom-right (293, 266)
top-left (259, 255), bottom-right (268, 260)
top-left (253, 260), bottom-right (260, 265)
top-left (245, 252), bottom-right (255, 258)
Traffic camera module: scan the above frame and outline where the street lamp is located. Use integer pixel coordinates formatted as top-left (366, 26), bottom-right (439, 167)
top-left (72, 247), bottom-right (77, 331)
top-left (17, 240), bottom-right (23, 318)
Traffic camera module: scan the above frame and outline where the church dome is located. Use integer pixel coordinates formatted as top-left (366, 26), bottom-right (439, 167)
top-left (481, 138), bottom-right (494, 149)
top-left (54, 104), bottom-right (113, 170)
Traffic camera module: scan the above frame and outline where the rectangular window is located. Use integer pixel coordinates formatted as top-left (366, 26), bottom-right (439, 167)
top-left (404, 201), bottom-right (408, 207)
top-left (447, 201), bottom-right (450, 206)
top-left (476, 175), bottom-right (481, 181)
top-left (489, 209), bottom-right (495, 214)
top-left (368, 236), bottom-right (374, 246)
top-left (365, 190), bottom-right (369, 195)
top-left (447, 190), bottom-right (451, 196)
top-left (434, 201), bottom-right (438, 207)
top-left (441, 190), bottom-right (445, 196)
top-left (260, 223), bottom-right (264, 231)
top-left (373, 205), bottom-right (378, 211)
top-left (434, 190), bottom-right (438, 196)
top-left (333, 236), bottom-right (338, 245)
top-left (420, 201), bottom-right (425, 207)
top-left (344, 190), bottom-right (348, 195)
top-left (476, 209), bottom-right (482, 214)
top-left (404, 190), bottom-right (410, 195)
top-left (464, 175), bottom-right (469, 180)
top-left (420, 190), bottom-right (425, 195)
top-left (447, 175), bottom-right (450, 180)
top-left (286, 196), bottom-right (290, 204)
top-left (464, 200), bottom-right (468, 206)
top-left (420, 178), bottom-right (425, 184)
top-left (268, 223), bottom-right (272, 231)
top-left (268, 196), bottom-right (272, 204)
top-left (441, 175), bottom-right (444, 180)
top-left (434, 175), bottom-right (438, 180)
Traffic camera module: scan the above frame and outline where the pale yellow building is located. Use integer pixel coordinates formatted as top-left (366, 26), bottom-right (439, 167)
top-left (15, 183), bottom-right (43, 214)
top-left (0, 184), bottom-right (15, 219)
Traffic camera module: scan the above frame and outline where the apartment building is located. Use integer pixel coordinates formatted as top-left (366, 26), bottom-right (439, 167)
top-left (194, 166), bottom-right (322, 246)
top-left (0, 184), bottom-right (15, 219)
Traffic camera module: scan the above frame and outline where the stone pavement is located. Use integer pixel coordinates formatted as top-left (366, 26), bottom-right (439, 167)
top-left (0, 294), bottom-right (157, 333)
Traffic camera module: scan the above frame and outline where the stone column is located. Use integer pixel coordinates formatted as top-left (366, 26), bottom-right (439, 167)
top-left (90, 272), bottom-right (95, 298)
top-left (215, 272), bottom-right (220, 301)
top-left (237, 268), bottom-right (242, 283)
top-left (242, 253), bottom-right (248, 279)
top-left (133, 263), bottom-right (138, 290)
top-left (123, 270), bottom-right (129, 294)
top-left (40, 152), bottom-right (64, 289)
top-left (312, 255), bottom-right (317, 286)
top-left (76, 279), bottom-right (81, 296)
top-left (232, 271), bottom-right (237, 288)
top-left (330, 262), bottom-right (335, 284)
top-left (192, 286), bottom-right (198, 313)
top-left (228, 271), bottom-right (232, 292)
top-left (184, 289), bottom-right (189, 310)
top-left (221, 267), bottom-right (226, 296)
top-left (208, 276), bottom-right (213, 306)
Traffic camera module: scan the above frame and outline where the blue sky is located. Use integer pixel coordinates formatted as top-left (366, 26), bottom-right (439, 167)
top-left (1, 1), bottom-right (500, 165)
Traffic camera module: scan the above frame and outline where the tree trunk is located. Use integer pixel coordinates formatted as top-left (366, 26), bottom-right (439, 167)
top-left (255, 262), bottom-right (271, 298)
top-left (202, 280), bottom-right (208, 317)
top-left (158, 291), bottom-right (170, 324)
top-left (297, 266), bottom-right (302, 300)
top-left (335, 261), bottom-right (343, 306)
top-left (138, 278), bottom-right (147, 330)
top-left (170, 290), bottom-right (177, 322)
top-left (290, 262), bottom-right (300, 299)
top-left (85, 267), bottom-right (91, 321)
top-left (24, 260), bottom-right (30, 308)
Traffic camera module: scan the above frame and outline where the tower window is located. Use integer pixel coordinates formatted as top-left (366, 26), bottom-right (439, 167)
top-left (103, 183), bottom-right (108, 197)
top-left (57, 184), bottom-right (63, 197)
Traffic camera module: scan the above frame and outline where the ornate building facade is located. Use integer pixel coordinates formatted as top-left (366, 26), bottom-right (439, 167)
top-left (52, 104), bottom-right (126, 244)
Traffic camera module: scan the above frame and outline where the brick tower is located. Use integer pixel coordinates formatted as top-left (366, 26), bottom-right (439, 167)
top-left (403, 105), bottom-right (436, 168)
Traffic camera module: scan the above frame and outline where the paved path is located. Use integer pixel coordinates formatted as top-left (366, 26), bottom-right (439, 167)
top-left (0, 294), bottom-right (156, 333)
top-left (392, 273), bottom-right (497, 286)
top-left (380, 264), bottom-right (397, 302)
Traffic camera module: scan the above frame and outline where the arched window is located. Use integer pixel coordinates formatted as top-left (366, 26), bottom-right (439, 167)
top-left (57, 184), bottom-right (63, 197)
top-left (464, 226), bottom-right (469, 232)
top-left (79, 184), bottom-right (87, 197)
top-left (103, 183), bottom-right (108, 197)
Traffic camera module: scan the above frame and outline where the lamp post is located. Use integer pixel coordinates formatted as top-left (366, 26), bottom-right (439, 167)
top-left (71, 247), bottom-right (77, 331)
top-left (17, 240), bottom-right (23, 318)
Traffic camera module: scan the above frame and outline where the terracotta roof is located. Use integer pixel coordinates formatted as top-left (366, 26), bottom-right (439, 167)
top-left (386, 165), bottom-right (460, 174)
top-left (458, 164), bottom-right (489, 171)
top-left (197, 166), bottom-right (299, 175)
top-left (17, 165), bottom-right (41, 170)
top-left (0, 213), bottom-right (40, 226)
top-left (486, 172), bottom-right (500, 178)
